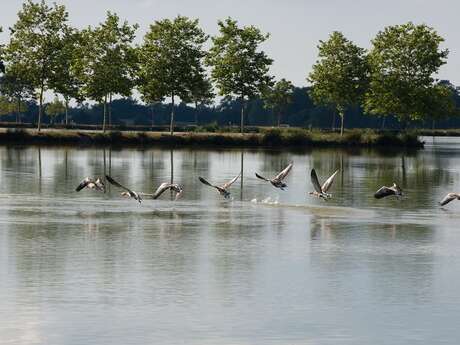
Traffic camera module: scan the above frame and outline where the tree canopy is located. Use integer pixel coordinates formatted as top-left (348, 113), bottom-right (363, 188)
top-left (207, 18), bottom-right (273, 133)
top-left (364, 22), bottom-right (449, 125)
top-left (138, 16), bottom-right (208, 134)
top-left (82, 12), bottom-right (138, 131)
top-left (308, 31), bottom-right (368, 135)
top-left (263, 78), bottom-right (294, 127)
top-left (3, 0), bottom-right (69, 130)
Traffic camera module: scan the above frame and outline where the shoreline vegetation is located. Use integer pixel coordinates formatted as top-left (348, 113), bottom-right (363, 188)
top-left (0, 128), bottom-right (423, 148)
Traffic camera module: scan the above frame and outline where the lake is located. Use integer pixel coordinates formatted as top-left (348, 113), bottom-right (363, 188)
top-left (1, 137), bottom-right (460, 345)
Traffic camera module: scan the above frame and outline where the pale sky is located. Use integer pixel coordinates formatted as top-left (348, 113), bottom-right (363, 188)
top-left (1, 0), bottom-right (459, 87)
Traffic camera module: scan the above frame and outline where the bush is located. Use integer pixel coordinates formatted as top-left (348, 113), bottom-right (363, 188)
top-left (262, 128), bottom-right (283, 146)
top-left (284, 128), bottom-right (312, 145)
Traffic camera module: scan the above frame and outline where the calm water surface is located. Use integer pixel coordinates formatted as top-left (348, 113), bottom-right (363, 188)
top-left (1, 137), bottom-right (460, 345)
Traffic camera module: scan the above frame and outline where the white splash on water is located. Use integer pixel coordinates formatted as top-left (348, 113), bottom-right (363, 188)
top-left (251, 196), bottom-right (279, 205)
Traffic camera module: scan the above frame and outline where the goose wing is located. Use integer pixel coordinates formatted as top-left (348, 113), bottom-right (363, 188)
top-left (274, 162), bottom-right (293, 182)
top-left (321, 170), bottom-right (339, 193)
top-left (374, 186), bottom-right (396, 199)
top-left (105, 175), bottom-right (134, 194)
top-left (439, 193), bottom-right (458, 206)
top-left (310, 169), bottom-right (323, 193)
top-left (199, 176), bottom-right (218, 189)
top-left (221, 174), bottom-right (240, 189)
top-left (255, 173), bottom-right (270, 182)
top-left (151, 182), bottom-right (170, 199)
top-left (76, 177), bottom-right (92, 192)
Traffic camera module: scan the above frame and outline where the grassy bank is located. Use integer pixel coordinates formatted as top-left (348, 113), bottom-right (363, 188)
top-left (0, 128), bottom-right (423, 148)
top-left (416, 129), bottom-right (460, 137)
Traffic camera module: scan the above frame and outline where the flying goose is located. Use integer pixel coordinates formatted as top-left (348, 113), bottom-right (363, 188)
top-left (374, 183), bottom-right (403, 199)
top-left (439, 193), bottom-right (460, 207)
top-left (105, 175), bottom-right (142, 203)
top-left (309, 168), bottom-right (339, 199)
top-left (198, 174), bottom-right (240, 199)
top-left (75, 177), bottom-right (105, 193)
top-left (141, 182), bottom-right (183, 201)
top-left (255, 162), bottom-right (293, 190)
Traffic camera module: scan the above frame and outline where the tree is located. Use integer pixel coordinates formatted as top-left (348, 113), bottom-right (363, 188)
top-left (422, 81), bottom-right (457, 128)
top-left (308, 31), bottom-right (368, 136)
top-left (82, 12), bottom-right (138, 131)
top-left (50, 28), bottom-right (85, 125)
top-left (183, 74), bottom-right (214, 125)
top-left (45, 95), bottom-right (65, 124)
top-left (0, 27), bottom-right (5, 74)
top-left (364, 22), bottom-right (449, 127)
top-left (3, 0), bottom-right (69, 131)
top-left (0, 65), bottom-right (35, 123)
top-left (262, 78), bottom-right (294, 127)
top-left (138, 16), bottom-right (208, 134)
top-left (206, 18), bottom-right (273, 133)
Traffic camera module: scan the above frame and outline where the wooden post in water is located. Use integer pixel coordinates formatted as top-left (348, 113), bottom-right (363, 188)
top-left (170, 150), bottom-right (174, 200)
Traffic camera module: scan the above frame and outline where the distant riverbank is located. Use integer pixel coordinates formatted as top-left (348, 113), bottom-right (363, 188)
top-left (0, 128), bottom-right (423, 148)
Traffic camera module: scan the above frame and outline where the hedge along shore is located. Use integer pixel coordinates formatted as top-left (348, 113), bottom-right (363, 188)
top-left (0, 128), bottom-right (424, 148)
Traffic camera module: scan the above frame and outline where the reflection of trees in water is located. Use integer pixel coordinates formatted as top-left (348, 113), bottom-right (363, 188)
top-left (240, 151), bottom-right (244, 200)
top-left (205, 205), bottom-right (267, 302)
top-left (358, 153), bottom-right (456, 208)
top-left (258, 151), bottom-right (292, 176)
top-left (309, 217), bottom-right (435, 304)
top-left (7, 222), bottom-right (72, 304)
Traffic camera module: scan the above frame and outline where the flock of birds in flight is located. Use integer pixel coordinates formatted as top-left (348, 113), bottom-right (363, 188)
top-left (75, 162), bottom-right (460, 207)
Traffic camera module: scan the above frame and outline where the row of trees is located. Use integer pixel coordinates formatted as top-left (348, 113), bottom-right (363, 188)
top-left (0, 0), bottom-right (278, 133)
top-left (0, 1), bottom-right (457, 135)
top-left (308, 23), bottom-right (456, 135)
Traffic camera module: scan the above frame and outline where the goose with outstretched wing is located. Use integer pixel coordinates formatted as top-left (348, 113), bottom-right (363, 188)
top-left (75, 177), bottom-right (105, 193)
top-left (141, 182), bottom-right (183, 201)
top-left (309, 169), bottom-right (339, 199)
top-left (198, 174), bottom-right (240, 199)
top-left (439, 192), bottom-right (460, 207)
top-left (105, 175), bottom-right (142, 203)
top-left (255, 162), bottom-right (293, 190)
top-left (374, 183), bottom-right (403, 199)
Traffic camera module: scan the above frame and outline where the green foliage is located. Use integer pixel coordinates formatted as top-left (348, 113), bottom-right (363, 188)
top-left (308, 31), bottom-right (368, 135)
top-left (45, 96), bottom-right (65, 122)
top-left (262, 78), bottom-right (294, 126)
top-left (206, 18), bottom-right (273, 133)
top-left (0, 64), bottom-right (35, 103)
top-left (0, 96), bottom-right (16, 116)
top-left (138, 16), bottom-right (208, 134)
top-left (82, 12), bottom-right (138, 130)
top-left (365, 22), bottom-right (449, 124)
top-left (3, 0), bottom-right (70, 130)
top-left (50, 28), bottom-right (85, 108)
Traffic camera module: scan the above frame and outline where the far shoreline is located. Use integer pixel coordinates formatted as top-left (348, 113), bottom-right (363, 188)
top-left (0, 127), bottom-right (424, 149)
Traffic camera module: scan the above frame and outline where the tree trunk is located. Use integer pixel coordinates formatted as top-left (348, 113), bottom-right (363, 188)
top-left (16, 98), bottom-right (20, 124)
top-left (277, 110), bottom-right (281, 128)
top-left (65, 99), bottom-right (69, 126)
top-left (103, 95), bottom-right (107, 132)
top-left (240, 96), bottom-right (245, 134)
top-left (381, 116), bottom-right (386, 130)
top-left (195, 101), bottom-right (199, 125)
top-left (432, 119), bottom-right (435, 130)
top-left (38, 84), bottom-right (44, 132)
top-left (108, 93), bottom-right (112, 128)
top-left (170, 93), bottom-right (175, 135)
